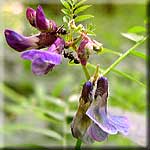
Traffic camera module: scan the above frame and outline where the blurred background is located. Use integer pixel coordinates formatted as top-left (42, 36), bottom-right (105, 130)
top-left (0, 0), bottom-right (147, 148)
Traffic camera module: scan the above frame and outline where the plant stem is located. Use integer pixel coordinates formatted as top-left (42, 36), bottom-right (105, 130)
top-left (102, 37), bottom-right (147, 76)
top-left (82, 65), bottom-right (90, 80)
top-left (75, 139), bottom-right (82, 150)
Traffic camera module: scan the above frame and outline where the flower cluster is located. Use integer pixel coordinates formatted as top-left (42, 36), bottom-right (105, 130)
top-left (71, 76), bottom-right (129, 144)
top-left (4, 5), bottom-right (103, 76)
top-left (4, 5), bottom-right (64, 75)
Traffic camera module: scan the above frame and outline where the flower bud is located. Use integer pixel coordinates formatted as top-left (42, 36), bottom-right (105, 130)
top-left (77, 39), bottom-right (89, 65)
top-left (26, 7), bottom-right (36, 27)
top-left (71, 81), bottom-right (93, 139)
top-left (36, 5), bottom-right (57, 32)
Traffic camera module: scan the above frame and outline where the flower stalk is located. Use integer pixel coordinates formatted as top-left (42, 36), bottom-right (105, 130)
top-left (75, 139), bottom-right (82, 150)
top-left (82, 65), bottom-right (90, 80)
top-left (102, 37), bottom-right (147, 76)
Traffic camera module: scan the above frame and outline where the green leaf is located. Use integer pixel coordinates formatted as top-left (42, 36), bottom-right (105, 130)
top-left (75, 15), bottom-right (94, 23)
top-left (60, 0), bottom-right (71, 9)
top-left (121, 33), bottom-right (144, 42)
top-left (128, 26), bottom-right (146, 33)
top-left (29, 106), bottom-right (65, 121)
top-left (67, 0), bottom-right (74, 6)
top-left (61, 8), bottom-right (70, 15)
top-left (63, 16), bottom-right (70, 23)
top-left (74, 5), bottom-right (91, 14)
top-left (87, 30), bottom-right (96, 36)
top-left (112, 69), bottom-right (146, 88)
top-left (0, 83), bottom-right (27, 104)
top-left (74, 0), bottom-right (87, 9)
top-left (44, 95), bottom-right (66, 107)
top-left (130, 50), bottom-right (146, 60)
top-left (1, 124), bottom-right (62, 140)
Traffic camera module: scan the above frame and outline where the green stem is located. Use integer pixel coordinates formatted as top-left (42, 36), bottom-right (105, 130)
top-left (102, 37), bottom-right (147, 76)
top-left (82, 65), bottom-right (90, 80)
top-left (75, 139), bottom-right (82, 150)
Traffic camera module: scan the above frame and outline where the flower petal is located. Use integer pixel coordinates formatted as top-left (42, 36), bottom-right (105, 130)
top-left (26, 7), bottom-right (36, 27)
top-left (36, 5), bottom-right (49, 31)
top-left (88, 123), bottom-right (108, 142)
top-left (77, 39), bottom-right (89, 65)
top-left (95, 76), bottom-right (108, 98)
top-left (21, 50), bottom-right (62, 65)
top-left (108, 115), bottom-right (130, 135)
top-left (86, 96), bottom-right (118, 134)
top-left (48, 37), bottom-right (65, 54)
top-left (4, 29), bottom-right (39, 52)
top-left (71, 81), bottom-right (93, 140)
top-left (81, 129), bottom-right (94, 144)
top-left (32, 57), bottom-right (54, 75)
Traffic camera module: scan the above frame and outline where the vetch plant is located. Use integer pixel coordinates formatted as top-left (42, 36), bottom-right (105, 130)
top-left (4, 0), bottom-right (146, 148)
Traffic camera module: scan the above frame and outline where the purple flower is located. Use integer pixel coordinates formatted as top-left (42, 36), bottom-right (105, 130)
top-left (4, 29), bottom-right (39, 52)
top-left (77, 39), bottom-right (89, 66)
top-left (4, 29), bottom-right (58, 52)
top-left (21, 37), bottom-right (65, 75)
top-left (71, 76), bottom-right (130, 144)
top-left (77, 33), bottom-right (103, 66)
top-left (86, 77), bottom-right (129, 141)
top-left (21, 50), bottom-right (62, 75)
top-left (71, 81), bottom-right (94, 143)
top-left (26, 7), bottom-right (36, 28)
top-left (48, 37), bottom-right (65, 54)
top-left (26, 5), bottom-right (57, 32)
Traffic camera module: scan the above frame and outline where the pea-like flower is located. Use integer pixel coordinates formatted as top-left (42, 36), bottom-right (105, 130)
top-left (77, 33), bottom-right (103, 66)
top-left (71, 76), bottom-right (130, 144)
top-left (4, 29), bottom-right (40, 52)
top-left (4, 5), bottom-right (66, 75)
top-left (21, 37), bottom-right (65, 75)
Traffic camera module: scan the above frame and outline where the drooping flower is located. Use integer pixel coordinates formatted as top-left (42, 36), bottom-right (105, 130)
top-left (21, 37), bottom-right (65, 75)
top-left (86, 77), bottom-right (129, 137)
top-left (71, 81), bottom-right (94, 143)
top-left (71, 76), bottom-right (130, 144)
top-left (77, 33), bottom-right (103, 66)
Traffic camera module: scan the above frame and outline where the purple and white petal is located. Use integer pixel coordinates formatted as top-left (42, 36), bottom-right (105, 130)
top-left (21, 50), bottom-right (62, 65)
top-left (48, 37), bottom-right (65, 54)
top-left (86, 103), bottom-right (117, 134)
top-left (32, 57), bottom-right (54, 75)
top-left (108, 115), bottom-right (130, 135)
top-left (48, 44), bottom-right (56, 53)
top-left (88, 123), bottom-right (108, 142)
